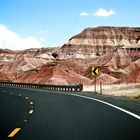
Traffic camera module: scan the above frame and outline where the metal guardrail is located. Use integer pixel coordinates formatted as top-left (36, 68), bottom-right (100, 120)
top-left (0, 82), bottom-right (83, 92)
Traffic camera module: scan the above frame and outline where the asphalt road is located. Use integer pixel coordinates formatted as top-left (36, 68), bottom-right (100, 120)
top-left (0, 86), bottom-right (140, 140)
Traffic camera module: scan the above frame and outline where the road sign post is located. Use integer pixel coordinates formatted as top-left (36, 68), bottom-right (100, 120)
top-left (92, 67), bottom-right (99, 93)
top-left (100, 82), bottom-right (102, 94)
top-left (95, 75), bottom-right (96, 93)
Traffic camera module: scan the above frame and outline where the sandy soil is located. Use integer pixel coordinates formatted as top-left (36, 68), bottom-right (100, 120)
top-left (83, 83), bottom-right (140, 98)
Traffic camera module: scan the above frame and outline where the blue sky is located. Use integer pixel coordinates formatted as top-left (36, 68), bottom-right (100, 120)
top-left (0, 0), bottom-right (140, 50)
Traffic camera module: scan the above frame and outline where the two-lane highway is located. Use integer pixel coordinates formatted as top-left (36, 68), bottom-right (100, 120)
top-left (0, 86), bottom-right (140, 140)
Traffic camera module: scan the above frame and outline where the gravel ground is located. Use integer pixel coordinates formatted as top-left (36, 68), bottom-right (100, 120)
top-left (83, 84), bottom-right (140, 98)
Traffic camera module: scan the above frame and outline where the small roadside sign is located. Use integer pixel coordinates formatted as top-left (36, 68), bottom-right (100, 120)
top-left (92, 67), bottom-right (99, 76)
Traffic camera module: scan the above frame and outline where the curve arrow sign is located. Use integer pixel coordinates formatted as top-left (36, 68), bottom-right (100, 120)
top-left (92, 67), bottom-right (99, 76)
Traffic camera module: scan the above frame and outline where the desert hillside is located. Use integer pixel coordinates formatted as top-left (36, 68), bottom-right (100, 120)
top-left (0, 26), bottom-right (140, 85)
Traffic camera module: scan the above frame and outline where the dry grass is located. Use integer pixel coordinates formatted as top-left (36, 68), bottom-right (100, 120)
top-left (83, 83), bottom-right (140, 98)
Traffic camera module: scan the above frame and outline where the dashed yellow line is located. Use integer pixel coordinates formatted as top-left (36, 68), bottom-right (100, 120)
top-left (25, 97), bottom-right (29, 99)
top-left (30, 102), bottom-right (33, 105)
top-left (29, 109), bottom-right (34, 114)
top-left (24, 119), bottom-right (28, 122)
top-left (6, 95), bottom-right (34, 138)
top-left (8, 128), bottom-right (21, 137)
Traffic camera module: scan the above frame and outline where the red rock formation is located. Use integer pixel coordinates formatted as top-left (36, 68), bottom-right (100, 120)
top-left (15, 65), bottom-right (92, 85)
top-left (0, 26), bottom-right (140, 85)
top-left (57, 26), bottom-right (140, 59)
top-left (127, 67), bottom-right (140, 83)
top-left (91, 74), bottom-right (120, 85)
top-left (0, 47), bottom-right (57, 72)
top-left (0, 72), bottom-right (15, 81)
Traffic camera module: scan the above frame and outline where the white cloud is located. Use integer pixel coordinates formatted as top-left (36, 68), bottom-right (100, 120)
top-left (80, 8), bottom-right (116, 17)
top-left (0, 24), bottom-right (43, 50)
top-left (94, 8), bottom-right (116, 17)
top-left (80, 12), bottom-right (88, 16)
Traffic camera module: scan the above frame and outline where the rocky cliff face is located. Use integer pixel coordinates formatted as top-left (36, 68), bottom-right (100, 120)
top-left (0, 26), bottom-right (140, 85)
top-left (57, 26), bottom-right (140, 59)
top-left (15, 65), bottom-right (92, 85)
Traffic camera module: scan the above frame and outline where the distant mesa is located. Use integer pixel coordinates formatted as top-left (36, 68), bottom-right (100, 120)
top-left (57, 26), bottom-right (140, 59)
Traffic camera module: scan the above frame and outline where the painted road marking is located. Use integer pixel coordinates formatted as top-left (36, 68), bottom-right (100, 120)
top-left (18, 94), bottom-right (21, 96)
top-left (24, 119), bottom-right (28, 122)
top-left (30, 102), bottom-right (33, 105)
top-left (2, 91), bottom-right (6, 92)
top-left (10, 93), bottom-right (14, 95)
top-left (8, 128), bottom-right (21, 137)
top-left (25, 97), bottom-right (29, 99)
top-left (70, 94), bottom-right (140, 120)
top-left (29, 109), bottom-right (34, 114)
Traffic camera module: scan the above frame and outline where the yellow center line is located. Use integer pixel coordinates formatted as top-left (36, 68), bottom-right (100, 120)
top-left (29, 109), bottom-right (34, 114)
top-left (25, 97), bottom-right (29, 99)
top-left (24, 119), bottom-right (28, 122)
top-left (8, 128), bottom-right (21, 137)
top-left (30, 102), bottom-right (33, 105)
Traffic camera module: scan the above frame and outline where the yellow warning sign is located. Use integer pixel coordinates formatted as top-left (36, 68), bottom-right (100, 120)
top-left (92, 67), bottom-right (99, 76)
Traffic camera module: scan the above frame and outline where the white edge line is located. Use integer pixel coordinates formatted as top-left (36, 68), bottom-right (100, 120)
top-left (69, 94), bottom-right (140, 120)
